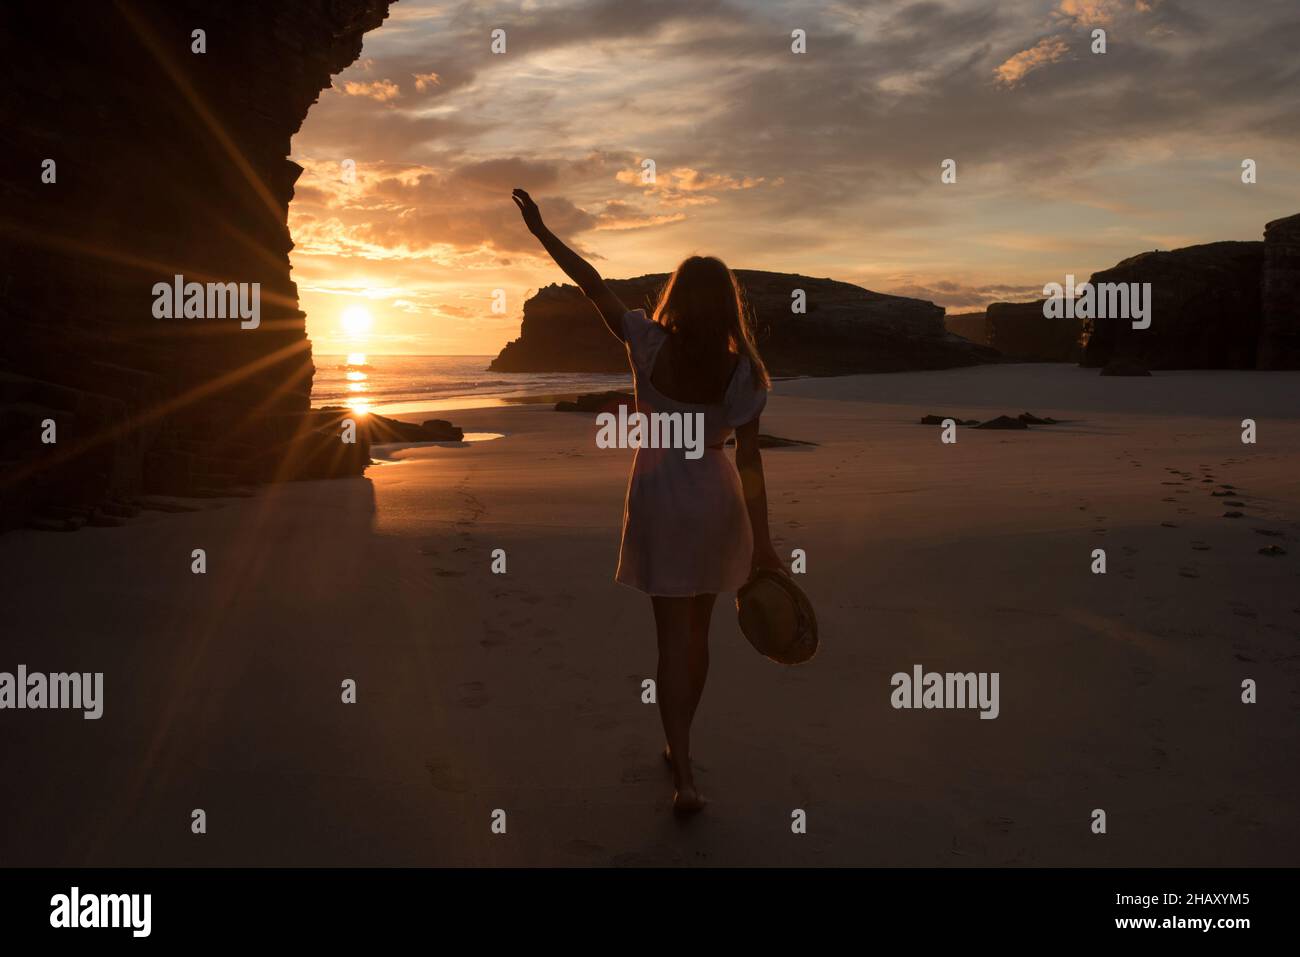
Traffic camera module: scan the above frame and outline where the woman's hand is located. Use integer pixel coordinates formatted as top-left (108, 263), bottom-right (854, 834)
top-left (752, 542), bottom-right (784, 574)
top-left (512, 188), bottom-right (545, 235)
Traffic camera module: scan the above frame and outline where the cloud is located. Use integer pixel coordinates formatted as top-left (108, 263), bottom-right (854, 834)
top-left (615, 165), bottom-right (772, 207)
top-left (881, 278), bottom-right (1049, 310)
top-left (289, 156), bottom-right (605, 263)
top-left (288, 0), bottom-right (1300, 353)
top-left (595, 201), bottom-right (687, 230)
top-left (1053, 0), bottom-right (1140, 28)
top-left (339, 79), bottom-right (400, 102)
top-left (994, 36), bottom-right (1071, 87)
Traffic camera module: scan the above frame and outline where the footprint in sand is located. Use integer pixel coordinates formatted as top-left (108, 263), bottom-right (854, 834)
top-left (457, 681), bottom-right (490, 708)
top-left (1210, 491), bottom-right (1231, 497)
top-left (1254, 529), bottom-right (1285, 538)
top-left (1178, 567), bottom-right (1200, 579)
top-left (480, 626), bottom-right (510, 648)
top-left (1223, 511), bottom-right (1244, 519)
top-left (1191, 542), bottom-right (1211, 551)
top-left (1161, 522), bottom-right (1178, 528)
top-left (566, 839), bottom-right (607, 858)
top-left (1227, 601), bottom-right (1257, 619)
top-left (425, 761), bottom-right (471, 793)
top-left (1161, 496), bottom-right (1177, 503)
top-left (434, 568), bottom-right (466, 577)
top-left (1259, 544), bottom-right (1287, 556)
top-left (1122, 545), bottom-right (1139, 555)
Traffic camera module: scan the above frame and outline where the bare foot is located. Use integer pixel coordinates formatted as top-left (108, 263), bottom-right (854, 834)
top-left (673, 786), bottom-right (707, 816)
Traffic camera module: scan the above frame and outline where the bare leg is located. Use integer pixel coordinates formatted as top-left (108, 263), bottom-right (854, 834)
top-left (655, 595), bottom-right (717, 811)
top-left (663, 593), bottom-right (715, 760)
top-left (686, 593), bottom-right (716, 726)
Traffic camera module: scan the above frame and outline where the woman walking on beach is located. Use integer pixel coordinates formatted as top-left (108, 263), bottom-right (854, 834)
top-left (513, 188), bottom-right (782, 814)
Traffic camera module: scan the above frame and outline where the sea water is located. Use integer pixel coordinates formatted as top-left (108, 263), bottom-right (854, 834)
top-left (312, 354), bottom-right (629, 416)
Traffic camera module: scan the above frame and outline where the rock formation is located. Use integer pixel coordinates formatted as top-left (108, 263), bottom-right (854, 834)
top-left (986, 301), bottom-right (1083, 362)
top-left (1259, 213), bottom-right (1300, 369)
top-left (944, 312), bottom-right (989, 344)
top-left (0, 1), bottom-right (391, 530)
top-left (490, 271), bottom-right (999, 376)
top-left (956, 213), bottom-right (1298, 370)
top-left (1080, 241), bottom-right (1265, 370)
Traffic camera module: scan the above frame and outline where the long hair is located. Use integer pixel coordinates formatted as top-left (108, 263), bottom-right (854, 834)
top-left (650, 256), bottom-right (770, 392)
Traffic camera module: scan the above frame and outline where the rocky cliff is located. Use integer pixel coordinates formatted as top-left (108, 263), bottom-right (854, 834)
top-left (490, 271), bottom-right (998, 376)
top-left (1259, 213), bottom-right (1300, 369)
top-left (944, 312), bottom-right (989, 344)
top-left (1081, 241), bottom-right (1266, 370)
top-left (0, 0), bottom-right (390, 530)
top-left (986, 301), bottom-right (1083, 362)
top-left (980, 213), bottom-right (1300, 370)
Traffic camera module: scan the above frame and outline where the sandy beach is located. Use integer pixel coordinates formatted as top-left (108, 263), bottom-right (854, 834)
top-left (2, 364), bottom-right (1297, 867)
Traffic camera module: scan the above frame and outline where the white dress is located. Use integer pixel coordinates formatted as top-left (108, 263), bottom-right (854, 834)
top-left (614, 309), bottom-right (768, 597)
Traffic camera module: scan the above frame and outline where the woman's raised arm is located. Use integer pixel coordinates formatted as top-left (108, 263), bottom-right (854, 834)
top-left (512, 188), bottom-right (628, 340)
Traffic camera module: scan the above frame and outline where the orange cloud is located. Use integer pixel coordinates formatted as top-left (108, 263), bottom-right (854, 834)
top-left (615, 165), bottom-right (769, 207)
top-left (595, 201), bottom-right (687, 231)
top-left (994, 36), bottom-right (1070, 87)
top-left (1055, 0), bottom-right (1158, 29)
top-left (340, 79), bottom-right (400, 102)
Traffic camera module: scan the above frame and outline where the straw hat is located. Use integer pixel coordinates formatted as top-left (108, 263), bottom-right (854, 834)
top-left (736, 568), bottom-right (818, 665)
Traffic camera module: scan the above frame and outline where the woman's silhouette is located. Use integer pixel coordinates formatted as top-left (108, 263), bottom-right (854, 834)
top-left (513, 188), bottom-right (781, 814)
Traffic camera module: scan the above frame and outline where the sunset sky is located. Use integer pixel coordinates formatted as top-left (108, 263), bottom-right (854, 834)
top-left (288, 0), bottom-right (1300, 356)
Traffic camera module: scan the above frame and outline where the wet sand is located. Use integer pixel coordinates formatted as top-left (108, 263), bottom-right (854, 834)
top-left (1, 364), bottom-right (1297, 866)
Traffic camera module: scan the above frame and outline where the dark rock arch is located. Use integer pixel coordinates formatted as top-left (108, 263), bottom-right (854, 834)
top-left (1, 0), bottom-right (392, 530)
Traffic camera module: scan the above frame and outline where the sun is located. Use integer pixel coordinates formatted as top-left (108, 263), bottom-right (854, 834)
top-left (341, 305), bottom-right (374, 338)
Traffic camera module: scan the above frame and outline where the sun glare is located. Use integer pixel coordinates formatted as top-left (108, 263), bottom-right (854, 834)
top-left (341, 305), bottom-right (374, 338)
